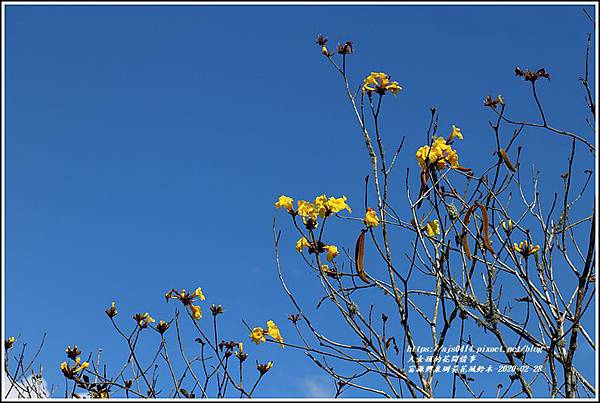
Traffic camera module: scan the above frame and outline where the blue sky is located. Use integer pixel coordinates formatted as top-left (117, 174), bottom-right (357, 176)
top-left (4, 3), bottom-right (596, 398)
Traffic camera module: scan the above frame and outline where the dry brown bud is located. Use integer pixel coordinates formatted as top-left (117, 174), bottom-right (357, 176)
top-left (210, 304), bottom-right (224, 316)
top-left (315, 33), bottom-right (328, 47)
top-left (65, 345), bottom-right (82, 361)
top-left (288, 313), bottom-right (301, 324)
top-left (515, 66), bottom-right (550, 82)
top-left (337, 41), bottom-right (353, 55)
top-left (156, 320), bottom-right (170, 334)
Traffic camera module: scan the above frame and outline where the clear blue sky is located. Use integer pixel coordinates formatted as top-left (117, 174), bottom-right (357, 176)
top-left (5, 4), bottom-right (596, 398)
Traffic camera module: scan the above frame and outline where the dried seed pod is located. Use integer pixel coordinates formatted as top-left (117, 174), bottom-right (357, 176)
top-left (354, 229), bottom-right (370, 284)
top-left (461, 204), bottom-right (476, 259)
top-left (417, 167), bottom-right (430, 208)
top-left (462, 233), bottom-right (472, 260)
top-left (499, 148), bottom-right (516, 172)
top-left (476, 202), bottom-right (495, 255)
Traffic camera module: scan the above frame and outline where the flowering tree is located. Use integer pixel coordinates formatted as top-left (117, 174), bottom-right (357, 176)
top-left (271, 32), bottom-right (596, 398)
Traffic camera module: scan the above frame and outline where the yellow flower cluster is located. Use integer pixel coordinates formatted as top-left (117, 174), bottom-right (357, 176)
top-left (425, 219), bottom-right (440, 237)
top-left (60, 357), bottom-right (89, 378)
top-left (364, 208), bottom-right (379, 227)
top-left (277, 194), bottom-right (351, 232)
top-left (416, 136), bottom-right (460, 170)
top-left (362, 72), bottom-right (402, 95)
top-left (136, 312), bottom-right (156, 327)
top-left (513, 240), bottom-right (540, 257)
top-left (297, 199), bottom-right (318, 219)
top-left (276, 194), bottom-right (351, 221)
top-left (250, 320), bottom-right (284, 348)
top-left (165, 287), bottom-right (206, 320)
top-left (5, 337), bottom-right (15, 350)
top-left (296, 237), bottom-right (339, 262)
top-left (274, 195), bottom-right (294, 212)
top-left (308, 195), bottom-right (351, 218)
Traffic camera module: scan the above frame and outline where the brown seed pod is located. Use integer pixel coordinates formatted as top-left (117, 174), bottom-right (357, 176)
top-left (499, 148), bottom-right (516, 172)
top-left (417, 167), bottom-right (430, 208)
top-left (462, 233), bottom-right (472, 260)
top-left (354, 229), bottom-right (370, 284)
top-left (461, 204), bottom-right (476, 259)
top-left (476, 202), bottom-right (495, 255)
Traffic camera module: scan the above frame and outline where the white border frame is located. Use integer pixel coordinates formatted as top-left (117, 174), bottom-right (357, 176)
top-left (1, 1), bottom-right (597, 401)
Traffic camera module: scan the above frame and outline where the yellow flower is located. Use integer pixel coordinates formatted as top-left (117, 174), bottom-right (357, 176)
top-left (386, 81), bottom-right (402, 95)
top-left (190, 304), bottom-right (203, 320)
top-left (314, 194), bottom-right (328, 217)
top-left (275, 195), bottom-right (294, 211)
top-left (497, 95), bottom-right (504, 105)
top-left (60, 358), bottom-right (89, 378)
top-left (362, 73), bottom-right (378, 92)
top-left (365, 208), bottom-right (379, 227)
top-left (324, 245), bottom-right (339, 262)
top-left (513, 240), bottom-right (540, 257)
top-left (296, 237), bottom-right (310, 252)
top-left (165, 288), bottom-right (206, 317)
top-left (74, 361), bottom-right (89, 373)
top-left (432, 137), bottom-right (451, 152)
top-left (362, 72), bottom-right (402, 96)
top-left (415, 145), bottom-right (432, 169)
top-left (446, 149), bottom-right (459, 169)
top-left (136, 312), bottom-right (155, 326)
top-left (250, 327), bottom-right (266, 345)
top-left (297, 200), bottom-right (318, 219)
top-left (266, 320), bottom-right (284, 348)
top-left (194, 287), bottom-right (205, 301)
top-left (449, 125), bottom-right (463, 141)
top-left (416, 137), bottom-right (460, 170)
top-left (425, 219), bottom-right (440, 237)
top-left (326, 196), bottom-right (351, 214)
